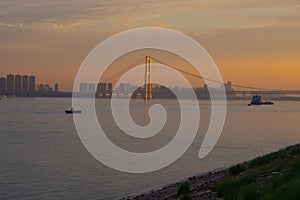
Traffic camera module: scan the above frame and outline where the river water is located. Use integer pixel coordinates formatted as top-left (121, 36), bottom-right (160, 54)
top-left (0, 98), bottom-right (299, 199)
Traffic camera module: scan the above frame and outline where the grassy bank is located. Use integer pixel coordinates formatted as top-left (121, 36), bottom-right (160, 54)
top-left (216, 144), bottom-right (300, 200)
top-left (125, 144), bottom-right (300, 200)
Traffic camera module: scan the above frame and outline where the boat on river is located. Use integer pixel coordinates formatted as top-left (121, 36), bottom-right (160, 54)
top-left (65, 108), bottom-right (82, 114)
top-left (248, 95), bottom-right (274, 106)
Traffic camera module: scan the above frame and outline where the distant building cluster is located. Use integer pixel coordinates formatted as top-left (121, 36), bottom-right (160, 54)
top-left (194, 81), bottom-right (235, 100)
top-left (132, 81), bottom-right (236, 100)
top-left (79, 82), bottom-right (136, 97)
top-left (78, 81), bottom-right (236, 100)
top-left (0, 74), bottom-right (59, 96)
top-left (79, 82), bottom-right (113, 98)
top-left (0, 74), bottom-right (237, 99)
top-left (79, 82), bottom-right (140, 98)
top-left (114, 83), bottom-right (138, 97)
top-left (37, 83), bottom-right (59, 94)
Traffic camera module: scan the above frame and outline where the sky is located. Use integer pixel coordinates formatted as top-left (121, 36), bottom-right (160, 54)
top-left (0, 0), bottom-right (300, 91)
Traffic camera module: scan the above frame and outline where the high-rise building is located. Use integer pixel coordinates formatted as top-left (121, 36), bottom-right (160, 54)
top-left (107, 83), bottom-right (113, 92)
top-left (80, 83), bottom-right (88, 93)
top-left (223, 81), bottom-right (235, 99)
top-left (106, 83), bottom-right (113, 98)
top-left (22, 75), bottom-right (29, 93)
top-left (119, 83), bottom-right (125, 93)
top-left (15, 75), bottom-right (22, 93)
top-left (38, 83), bottom-right (53, 93)
top-left (45, 84), bottom-right (50, 91)
top-left (88, 83), bottom-right (96, 93)
top-left (45, 84), bottom-right (53, 92)
top-left (38, 84), bottom-right (44, 92)
top-left (54, 83), bottom-right (59, 92)
top-left (125, 83), bottom-right (131, 93)
top-left (131, 85), bottom-right (138, 93)
top-left (29, 75), bottom-right (36, 93)
top-left (97, 83), bottom-right (107, 93)
top-left (224, 81), bottom-right (232, 91)
top-left (96, 83), bottom-right (107, 98)
top-left (6, 74), bottom-right (14, 92)
top-left (0, 77), bottom-right (6, 92)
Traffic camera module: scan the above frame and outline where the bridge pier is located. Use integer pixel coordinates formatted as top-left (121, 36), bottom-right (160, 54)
top-left (145, 56), bottom-right (152, 101)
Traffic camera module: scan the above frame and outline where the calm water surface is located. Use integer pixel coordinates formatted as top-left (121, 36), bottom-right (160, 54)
top-left (0, 98), bottom-right (299, 199)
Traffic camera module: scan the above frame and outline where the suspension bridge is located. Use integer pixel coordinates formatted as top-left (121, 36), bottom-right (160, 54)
top-left (99, 56), bottom-right (300, 101)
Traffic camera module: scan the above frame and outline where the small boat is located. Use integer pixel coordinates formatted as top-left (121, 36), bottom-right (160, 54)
top-left (248, 95), bottom-right (274, 106)
top-left (65, 108), bottom-right (82, 114)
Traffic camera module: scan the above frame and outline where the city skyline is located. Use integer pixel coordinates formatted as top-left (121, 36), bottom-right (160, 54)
top-left (0, 73), bottom-right (59, 95)
top-left (0, 1), bottom-right (299, 91)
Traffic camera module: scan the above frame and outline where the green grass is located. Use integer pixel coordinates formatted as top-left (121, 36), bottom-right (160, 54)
top-left (217, 145), bottom-right (300, 200)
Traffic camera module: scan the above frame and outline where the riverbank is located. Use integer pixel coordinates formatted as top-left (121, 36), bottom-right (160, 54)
top-left (122, 143), bottom-right (300, 200)
top-left (122, 168), bottom-right (227, 200)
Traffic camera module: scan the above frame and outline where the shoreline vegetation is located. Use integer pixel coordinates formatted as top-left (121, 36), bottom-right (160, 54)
top-left (123, 144), bottom-right (300, 200)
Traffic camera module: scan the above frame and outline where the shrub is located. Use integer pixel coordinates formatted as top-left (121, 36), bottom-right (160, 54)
top-left (177, 181), bottom-right (191, 197)
top-left (276, 178), bottom-right (300, 200)
top-left (239, 185), bottom-right (258, 200)
top-left (229, 164), bottom-right (246, 176)
top-left (180, 192), bottom-right (192, 200)
top-left (249, 151), bottom-right (286, 168)
top-left (217, 177), bottom-right (241, 199)
top-left (240, 174), bottom-right (256, 185)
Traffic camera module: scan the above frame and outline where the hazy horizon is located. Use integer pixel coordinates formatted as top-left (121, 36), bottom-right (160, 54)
top-left (0, 0), bottom-right (300, 91)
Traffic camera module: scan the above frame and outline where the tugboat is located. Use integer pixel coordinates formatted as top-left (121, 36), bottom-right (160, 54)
top-left (65, 107), bottom-right (82, 114)
top-left (248, 95), bottom-right (274, 106)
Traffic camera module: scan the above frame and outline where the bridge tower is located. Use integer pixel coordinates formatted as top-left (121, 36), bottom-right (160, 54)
top-left (145, 56), bottom-right (152, 101)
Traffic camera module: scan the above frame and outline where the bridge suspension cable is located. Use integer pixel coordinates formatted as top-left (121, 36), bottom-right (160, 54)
top-left (102, 57), bottom-right (145, 83)
top-left (101, 56), bottom-right (283, 91)
top-left (151, 57), bottom-right (281, 91)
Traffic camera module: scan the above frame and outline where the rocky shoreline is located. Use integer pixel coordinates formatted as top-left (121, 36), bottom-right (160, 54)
top-left (121, 144), bottom-right (300, 200)
top-left (121, 168), bottom-right (229, 200)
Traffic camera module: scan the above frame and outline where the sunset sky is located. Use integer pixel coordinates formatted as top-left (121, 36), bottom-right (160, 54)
top-left (0, 0), bottom-right (300, 91)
